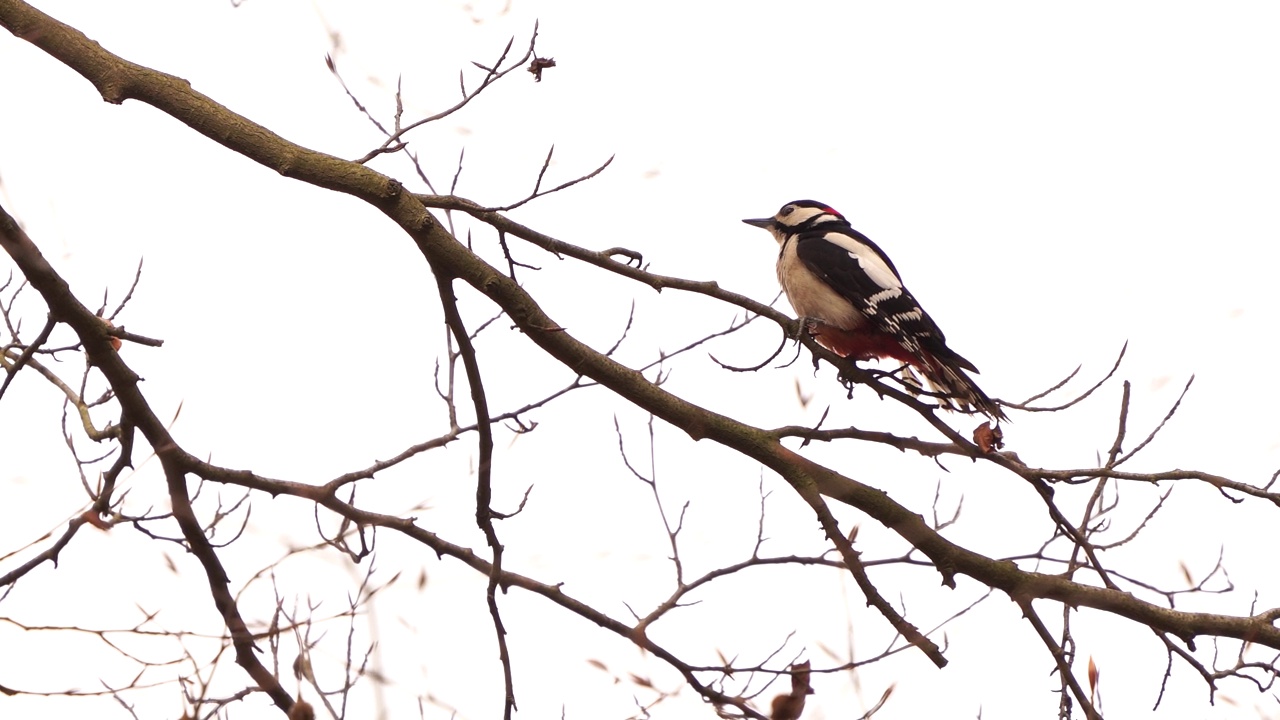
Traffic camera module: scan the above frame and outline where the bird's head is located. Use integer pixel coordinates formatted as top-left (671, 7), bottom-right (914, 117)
top-left (742, 200), bottom-right (846, 244)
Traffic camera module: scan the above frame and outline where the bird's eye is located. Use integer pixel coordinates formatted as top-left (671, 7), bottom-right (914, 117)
top-left (779, 205), bottom-right (795, 217)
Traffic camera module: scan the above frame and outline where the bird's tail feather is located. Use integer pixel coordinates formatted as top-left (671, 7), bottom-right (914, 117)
top-left (919, 360), bottom-right (1006, 422)
top-left (807, 323), bottom-right (1006, 421)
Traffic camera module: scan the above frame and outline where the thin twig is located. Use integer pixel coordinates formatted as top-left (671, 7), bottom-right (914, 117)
top-left (434, 273), bottom-right (516, 720)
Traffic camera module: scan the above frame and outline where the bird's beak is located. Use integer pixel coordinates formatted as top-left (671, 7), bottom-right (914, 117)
top-left (742, 217), bottom-right (773, 229)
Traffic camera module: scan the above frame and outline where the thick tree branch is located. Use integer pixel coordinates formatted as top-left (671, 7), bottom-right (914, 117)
top-left (5, 0), bottom-right (1280, 696)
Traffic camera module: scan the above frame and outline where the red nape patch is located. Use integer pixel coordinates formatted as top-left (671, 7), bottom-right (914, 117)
top-left (810, 324), bottom-right (919, 366)
top-left (821, 206), bottom-right (842, 218)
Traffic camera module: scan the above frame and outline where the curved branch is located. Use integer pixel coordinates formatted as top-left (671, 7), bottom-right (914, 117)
top-left (434, 274), bottom-right (516, 719)
top-left (6, 0), bottom-right (1280, 695)
top-left (0, 201), bottom-right (297, 714)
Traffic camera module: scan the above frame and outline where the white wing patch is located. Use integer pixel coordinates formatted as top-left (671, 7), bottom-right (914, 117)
top-left (822, 232), bottom-right (902, 291)
top-left (868, 288), bottom-right (902, 307)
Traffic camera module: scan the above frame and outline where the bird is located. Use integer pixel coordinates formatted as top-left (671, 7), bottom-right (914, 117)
top-left (743, 200), bottom-right (1005, 421)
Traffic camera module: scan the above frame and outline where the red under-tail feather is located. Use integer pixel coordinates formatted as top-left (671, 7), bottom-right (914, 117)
top-left (808, 323), bottom-right (1006, 421)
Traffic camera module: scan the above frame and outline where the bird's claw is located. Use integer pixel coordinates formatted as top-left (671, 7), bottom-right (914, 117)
top-left (793, 316), bottom-right (819, 342)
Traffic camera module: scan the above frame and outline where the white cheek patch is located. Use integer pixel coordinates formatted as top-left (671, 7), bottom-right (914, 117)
top-left (822, 232), bottom-right (902, 291)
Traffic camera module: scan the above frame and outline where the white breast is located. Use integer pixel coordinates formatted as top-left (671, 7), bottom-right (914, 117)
top-left (776, 238), bottom-right (865, 330)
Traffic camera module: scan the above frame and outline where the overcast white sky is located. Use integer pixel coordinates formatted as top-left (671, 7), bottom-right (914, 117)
top-left (3, 1), bottom-right (1280, 719)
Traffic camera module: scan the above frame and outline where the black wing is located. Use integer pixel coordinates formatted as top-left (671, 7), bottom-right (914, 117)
top-left (793, 229), bottom-right (978, 373)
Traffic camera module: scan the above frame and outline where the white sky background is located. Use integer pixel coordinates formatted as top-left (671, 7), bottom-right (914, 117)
top-left (2, 1), bottom-right (1280, 718)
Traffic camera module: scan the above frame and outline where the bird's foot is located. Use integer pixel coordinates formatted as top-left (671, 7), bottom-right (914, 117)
top-left (793, 316), bottom-right (821, 341)
top-left (793, 317), bottom-right (823, 372)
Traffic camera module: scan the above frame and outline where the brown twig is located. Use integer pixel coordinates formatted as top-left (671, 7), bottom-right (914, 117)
top-left (434, 273), bottom-right (516, 719)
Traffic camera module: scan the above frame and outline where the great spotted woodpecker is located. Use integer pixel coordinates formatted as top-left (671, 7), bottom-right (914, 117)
top-left (744, 200), bottom-right (1005, 421)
